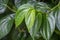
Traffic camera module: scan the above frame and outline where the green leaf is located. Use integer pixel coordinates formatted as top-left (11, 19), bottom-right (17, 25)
top-left (15, 9), bottom-right (27, 27)
top-left (15, 4), bottom-right (34, 27)
top-left (51, 3), bottom-right (60, 31)
top-left (0, 0), bottom-right (9, 13)
top-left (25, 9), bottom-right (35, 31)
top-left (55, 6), bottom-right (60, 31)
top-left (0, 14), bottom-right (14, 39)
top-left (35, 2), bottom-right (50, 13)
top-left (14, 0), bottom-right (36, 8)
top-left (29, 12), bottom-right (42, 40)
top-left (40, 13), bottom-right (55, 40)
top-left (25, 9), bottom-right (36, 39)
top-left (32, 13), bottom-right (42, 38)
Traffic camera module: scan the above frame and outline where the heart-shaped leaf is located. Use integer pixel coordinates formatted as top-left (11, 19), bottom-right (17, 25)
top-left (40, 13), bottom-right (55, 40)
top-left (25, 10), bottom-right (42, 40)
top-left (25, 9), bottom-right (35, 31)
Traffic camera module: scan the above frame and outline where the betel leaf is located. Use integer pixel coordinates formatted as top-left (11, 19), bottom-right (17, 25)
top-left (40, 13), bottom-right (55, 40)
top-left (25, 9), bottom-right (35, 39)
top-left (0, 0), bottom-right (9, 14)
top-left (0, 14), bottom-right (14, 39)
top-left (15, 4), bottom-right (34, 27)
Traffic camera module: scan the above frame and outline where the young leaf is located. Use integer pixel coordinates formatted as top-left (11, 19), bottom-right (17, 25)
top-left (25, 9), bottom-right (35, 31)
top-left (15, 4), bottom-right (34, 27)
top-left (15, 9), bottom-right (28, 27)
top-left (25, 9), bottom-right (37, 40)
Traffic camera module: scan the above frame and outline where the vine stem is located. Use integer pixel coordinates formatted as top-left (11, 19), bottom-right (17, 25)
top-left (48, 2), bottom-right (60, 13)
top-left (51, 2), bottom-right (60, 10)
top-left (0, 3), bottom-right (16, 13)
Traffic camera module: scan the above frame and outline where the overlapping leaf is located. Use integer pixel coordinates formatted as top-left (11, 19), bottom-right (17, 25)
top-left (0, 0), bottom-right (9, 14)
top-left (40, 13), bottom-right (55, 40)
top-left (31, 13), bottom-right (42, 38)
top-left (0, 14), bottom-right (14, 39)
top-left (0, 0), bottom-right (60, 40)
top-left (25, 12), bottom-right (42, 39)
top-left (55, 4), bottom-right (60, 31)
top-left (25, 9), bottom-right (35, 32)
top-left (35, 2), bottom-right (50, 13)
top-left (50, 3), bottom-right (60, 31)
top-left (15, 4), bottom-right (34, 27)
top-left (14, 0), bottom-right (36, 8)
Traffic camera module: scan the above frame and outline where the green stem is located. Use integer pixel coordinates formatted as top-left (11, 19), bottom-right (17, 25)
top-left (48, 2), bottom-right (60, 13)
top-left (4, 4), bottom-right (16, 12)
top-left (51, 3), bottom-right (59, 11)
top-left (0, 3), bottom-right (16, 13)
